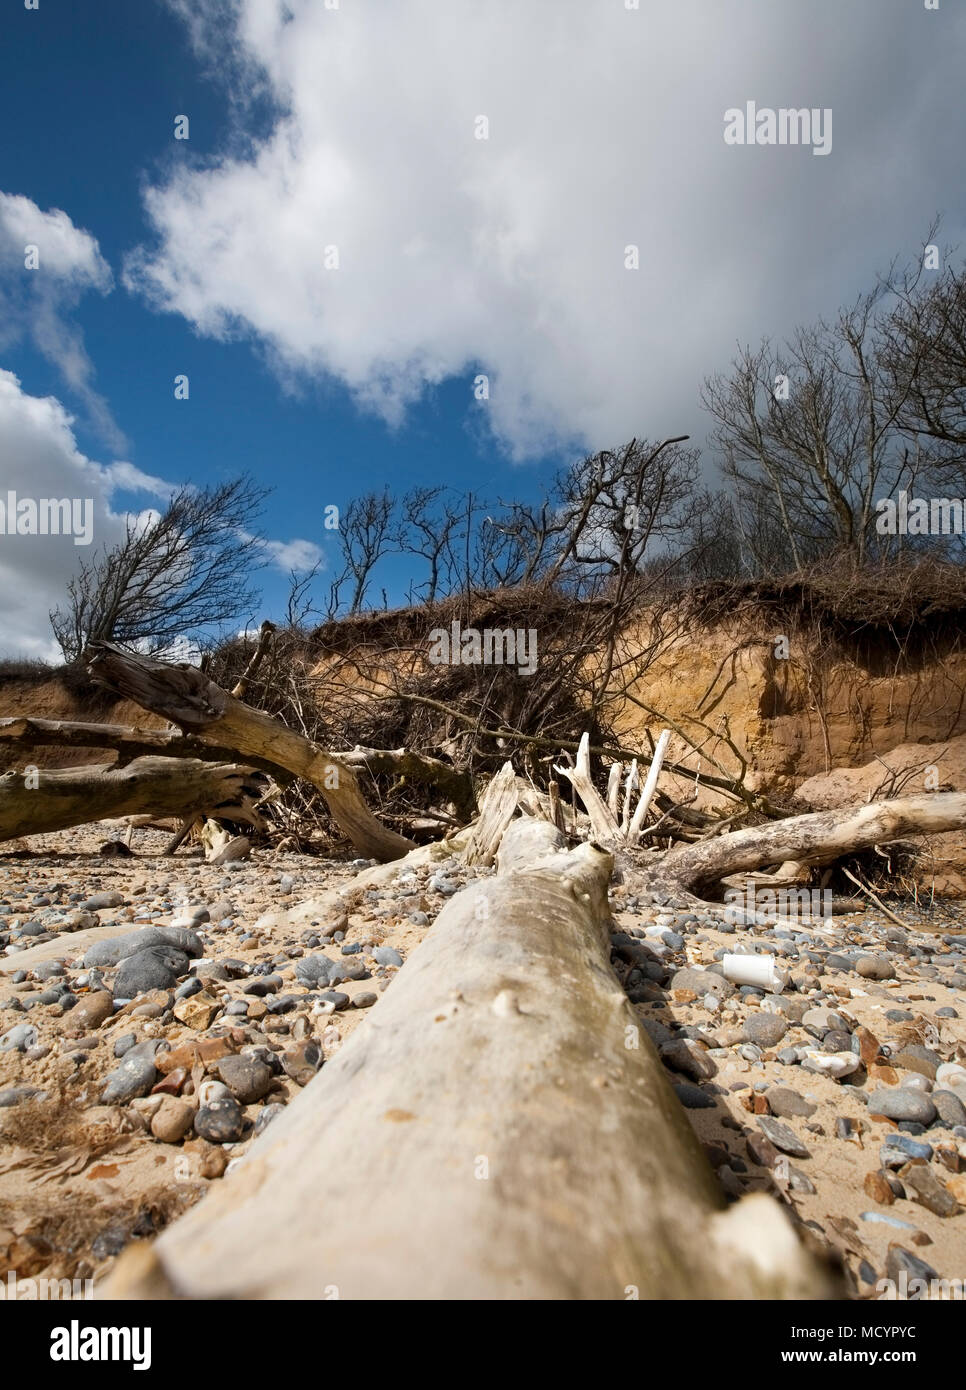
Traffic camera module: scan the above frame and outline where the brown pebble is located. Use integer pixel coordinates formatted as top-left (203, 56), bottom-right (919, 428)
top-left (150, 1096), bottom-right (195, 1143)
top-left (863, 1170), bottom-right (895, 1205)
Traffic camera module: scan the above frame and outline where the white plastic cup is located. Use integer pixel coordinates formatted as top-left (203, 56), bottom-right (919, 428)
top-left (721, 952), bottom-right (787, 993)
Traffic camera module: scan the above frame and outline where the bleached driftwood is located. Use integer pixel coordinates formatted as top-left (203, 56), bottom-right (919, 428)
top-left (103, 814), bottom-right (832, 1301)
top-left (658, 792), bottom-right (966, 898)
top-left (0, 758), bottom-right (266, 844)
top-left (85, 642), bottom-right (414, 862)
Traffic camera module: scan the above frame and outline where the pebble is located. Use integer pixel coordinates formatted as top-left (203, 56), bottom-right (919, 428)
top-left (757, 1115), bottom-right (811, 1159)
top-left (150, 1096), bottom-right (195, 1143)
top-left (371, 946), bottom-right (403, 967)
top-left (902, 1165), bottom-right (960, 1218)
top-left (868, 1089), bottom-right (937, 1126)
top-left (113, 945), bottom-right (189, 999)
top-left (856, 955), bottom-right (895, 981)
top-left (101, 1047), bottom-right (160, 1104)
top-left (670, 967), bottom-right (734, 999)
top-left (65, 991), bottom-right (114, 1030)
top-left (254, 1102), bottom-right (286, 1135)
top-left (672, 1082), bottom-right (715, 1109)
top-left (215, 1055), bottom-right (273, 1104)
top-left (741, 1014), bottom-right (788, 1048)
top-left (0, 1085), bottom-right (46, 1107)
top-left (764, 1087), bottom-right (816, 1119)
top-left (931, 1090), bottom-right (966, 1129)
top-left (282, 1039), bottom-right (322, 1086)
top-left (880, 1135), bottom-right (933, 1168)
top-left (0, 1022), bottom-right (38, 1052)
top-left (194, 1097), bottom-right (245, 1144)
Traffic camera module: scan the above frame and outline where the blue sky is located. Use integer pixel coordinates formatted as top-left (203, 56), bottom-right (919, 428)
top-left (1, 0), bottom-right (964, 656)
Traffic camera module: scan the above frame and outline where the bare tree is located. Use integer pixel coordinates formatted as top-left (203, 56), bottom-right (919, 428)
top-left (339, 490), bottom-right (397, 613)
top-left (50, 477), bottom-right (268, 661)
top-left (879, 241), bottom-right (966, 453)
top-left (399, 487), bottom-right (463, 602)
top-left (702, 311), bottom-right (927, 571)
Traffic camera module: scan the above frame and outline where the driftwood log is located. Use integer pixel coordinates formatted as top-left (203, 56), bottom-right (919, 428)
top-left (104, 815), bottom-right (832, 1300)
top-left (0, 758), bottom-right (266, 843)
top-left (85, 642), bottom-right (415, 862)
top-left (656, 792), bottom-right (966, 898)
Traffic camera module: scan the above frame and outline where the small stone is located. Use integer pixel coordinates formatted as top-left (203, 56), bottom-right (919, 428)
top-left (150, 1096), bottom-right (195, 1143)
top-left (371, 946), bottom-right (403, 967)
top-left (902, 1165), bottom-right (960, 1218)
top-left (764, 1087), bottom-right (817, 1119)
top-left (194, 1097), bottom-right (245, 1144)
top-left (891, 1046), bottom-right (940, 1081)
top-left (885, 1246), bottom-right (938, 1289)
top-left (856, 955), bottom-right (895, 981)
top-left (880, 1135), bottom-right (933, 1168)
top-left (65, 991), bottom-right (114, 1031)
top-left (801, 1049), bottom-right (860, 1080)
top-left (172, 994), bottom-right (220, 1030)
top-left (113, 945), bottom-right (188, 999)
top-left (0, 1022), bottom-right (38, 1052)
top-left (101, 1048), bottom-right (159, 1104)
top-left (215, 1054), bottom-right (273, 1105)
top-left (864, 1170), bottom-right (895, 1205)
top-left (351, 991), bottom-right (378, 1009)
top-left (741, 1014), bottom-right (787, 1048)
top-left (0, 1085), bottom-right (46, 1107)
top-left (81, 891), bottom-right (125, 911)
top-left (661, 1038), bottom-right (717, 1082)
top-left (756, 1115), bottom-right (811, 1159)
top-left (281, 1039), bottom-right (322, 1086)
top-left (670, 967), bottom-right (734, 999)
top-left (254, 1102), bottom-right (286, 1135)
top-left (673, 1082), bottom-right (715, 1109)
top-left (931, 1090), bottom-right (966, 1129)
top-left (868, 1089), bottom-right (937, 1126)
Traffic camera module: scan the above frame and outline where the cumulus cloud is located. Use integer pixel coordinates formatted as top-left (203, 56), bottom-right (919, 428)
top-left (261, 536), bottom-right (324, 572)
top-left (0, 370), bottom-right (123, 658)
top-left (0, 371), bottom-right (323, 657)
top-left (0, 192), bottom-right (127, 452)
top-left (126, 0), bottom-right (966, 460)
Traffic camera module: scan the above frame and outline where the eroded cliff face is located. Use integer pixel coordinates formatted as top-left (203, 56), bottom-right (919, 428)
top-left (607, 617), bottom-right (966, 894)
top-left (4, 612), bottom-right (966, 889)
top-left (611, 619), bottom-right (966, 803)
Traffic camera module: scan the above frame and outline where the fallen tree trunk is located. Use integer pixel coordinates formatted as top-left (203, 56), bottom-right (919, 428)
top-left (104, 815), bottom-right (832, 1300)
top-left (0, 758), bottom-right (266, 843)
top-left (657, 792), bottom-right (966, 899)
top-left (85, 642), bottom-right (414, 862)
top-left (0, 716), bottom-right (293, 782)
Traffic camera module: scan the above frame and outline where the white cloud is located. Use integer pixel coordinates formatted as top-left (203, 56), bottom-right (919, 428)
top-left (126, 0), bottom-right (966, 460)
top-left (262, 537), bottom-right (324, 572)
top-left (0, 371), bottom-right (327, 656)
top-left (0, 370), bottom-right (126, 658)
top-left (0, 192), bottom-right (126, 453)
